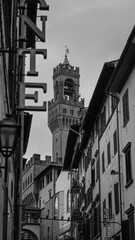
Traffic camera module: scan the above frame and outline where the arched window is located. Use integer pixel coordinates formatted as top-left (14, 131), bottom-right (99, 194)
top-left (67, 190), bottom-right (71, 212)
top-left (54, 196), bottom-right (58, 217)
top-left (64, 78), bottom-right (74, 98)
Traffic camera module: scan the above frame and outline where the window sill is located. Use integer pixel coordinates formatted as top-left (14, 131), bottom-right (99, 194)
top-left (125, 179), bottom-right (133, 189)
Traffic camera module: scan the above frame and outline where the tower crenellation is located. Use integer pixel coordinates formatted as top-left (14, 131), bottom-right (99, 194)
top-left (53, 63), bottom-right (80, 80)
top-left (48, 97), bottom-right (84, 110)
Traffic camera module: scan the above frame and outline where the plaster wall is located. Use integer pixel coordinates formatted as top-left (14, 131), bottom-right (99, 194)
top-left (100, 101), bottom-right (121, 238)
top-left (120, 66), bottom-right (135, 214)
top-left (56, 171), bottom-right (70, 234)
top-left (38, 180), bottom-right (54, 208)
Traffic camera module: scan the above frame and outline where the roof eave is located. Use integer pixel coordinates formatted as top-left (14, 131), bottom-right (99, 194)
top-left (107, 26), bottom-right (135, 93)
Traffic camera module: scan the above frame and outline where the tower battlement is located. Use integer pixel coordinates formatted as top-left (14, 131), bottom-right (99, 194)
top-left (48, 97), bottom-right (84, 110)
top-left (53, 63), bottom-right (80, 79)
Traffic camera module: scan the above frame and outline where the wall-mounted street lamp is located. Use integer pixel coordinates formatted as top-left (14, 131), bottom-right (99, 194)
top-left (0, 114), bottom-right (19, 157)
top-left (0, 114), bottom-right (20, 240)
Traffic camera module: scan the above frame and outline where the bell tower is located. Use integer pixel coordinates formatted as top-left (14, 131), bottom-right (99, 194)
top-left (48, 51), bottom-right (84, 162)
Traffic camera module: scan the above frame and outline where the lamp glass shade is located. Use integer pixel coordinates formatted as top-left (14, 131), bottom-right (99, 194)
top-left (0, 116), bottom-right (19, 157)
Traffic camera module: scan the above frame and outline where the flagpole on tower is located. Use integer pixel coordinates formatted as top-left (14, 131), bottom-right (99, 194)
top-left (65, 45), bottom-right (69, 57)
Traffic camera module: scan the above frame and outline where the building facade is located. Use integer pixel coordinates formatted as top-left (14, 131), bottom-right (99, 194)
top-left (22, 154), bottom-right (49, 207)
top-left (0, 0), bottom-right (50, 240)
top-left (22, 54), bottom-right (84, 240)
top-left (0, 1), bottom-right (20, 240)
top-left (63, 26), bottom-right (135, 240)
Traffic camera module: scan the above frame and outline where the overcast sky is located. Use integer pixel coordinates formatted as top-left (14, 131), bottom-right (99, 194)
top-left (24, 0), bottom-right (135, 160)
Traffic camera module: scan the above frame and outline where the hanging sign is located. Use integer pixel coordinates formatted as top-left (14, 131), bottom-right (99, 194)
top-left (18, 0), bottom-right (49, 111)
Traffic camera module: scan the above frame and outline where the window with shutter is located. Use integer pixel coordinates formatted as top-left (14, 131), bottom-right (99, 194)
top-left (111, 93), bottom-right (117, 113)
top-left (94, 207), bottom-right (98, 236)
top-left (103, 199), bottom-right (106, 224)
top-left (107, 141), bottom-right (111, 165)
top-left (108, 191), bottom-right (112, 219)
top-left (91, 164), bottom-right (95, 187)
top-left (97, 204), bottom-right (100, 234)
top-left (114, 182), bottom-right (119, 214)
top-left (96, 158), bottom-right (100, 180)
top-left (125, 205), bottom-right (134, 240)
top-left (102, 151), bottom-right (105, 173)
top-left (123, 142), bottom-right (132, 187)
top-left (122, 89), bottom-right (129, 127)
top-left (113, 130), bottom-right (117, 156)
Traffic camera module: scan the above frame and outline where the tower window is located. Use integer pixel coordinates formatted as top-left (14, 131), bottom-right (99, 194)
top-left (77, 111), bottom-right (80, 116)
top-left (70, 109), bottom-right (74, 115)
top-left (63, 108), bottom-right (67, 114)
top-left (64, 78), bottom-right (74, 97)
